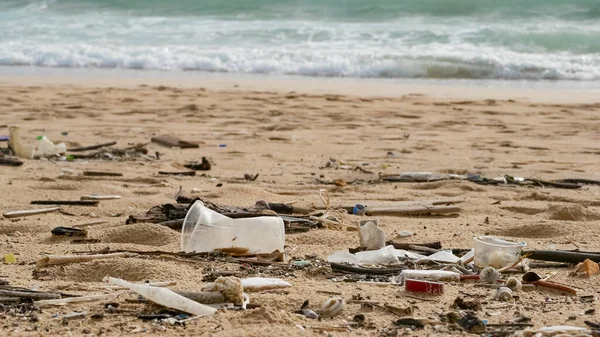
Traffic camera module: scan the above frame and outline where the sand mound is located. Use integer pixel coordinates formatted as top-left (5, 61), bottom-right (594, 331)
top-left (547, 204), bottom-right (600, 221)
top-left (45, 258), bottom-right (199, 282)
top-left (0, 223), bottom-right (39, 236)
top-left (489, 223), bottom-right (566, 238)
top-left (99, 223), bottom-right (179, 246)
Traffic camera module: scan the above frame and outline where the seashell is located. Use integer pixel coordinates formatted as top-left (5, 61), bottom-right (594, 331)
top-left (302, 308), bottom-right (318, 319)
top-left (494, 287), bottom-right (513, 301)
top-left (321, 297), bottom-right (345, 318)
top-left (505, 277), bottom-right (522, 291)
top-left (479, 266), bottom-right (500, 284)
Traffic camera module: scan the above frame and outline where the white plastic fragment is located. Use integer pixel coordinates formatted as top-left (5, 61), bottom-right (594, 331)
top-left (105, 277), bottom-right (216, 316)
top-left (417, 250), bottom-right (460, 264)
top-left (241, 277), bottom-right (291, 292)
top-left (400, 270), bottom-right (461, 282)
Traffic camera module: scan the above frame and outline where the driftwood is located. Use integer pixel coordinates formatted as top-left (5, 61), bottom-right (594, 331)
top-left (158, 171), bottom-right (196, 176)
top-left (35, 292), bottom-right (125, 307)
top-left (523, 250), bottom-right (600, 264)
top-left (330, 262), bottom-right (404, 275)
top-left (0, 289), bottom-right (61, 300)
top-left (83, 171), bottom-right (123, 177)
top-left (70, 143), bottom-right (148, 160)
top-left (184, 157), bottom-right (211, 171)
top-left (3, 206), bottom-right (60, 219)
top-left (127, 203), bottom-right (189, 224)
top-left (151, 135), bottom-right (199, 149)
top-left (387, 241), bottom-right (442, 250)
top-left (0, 157), bottom-right (24, 167)
top-left (68, 141), bottom-right (117, 152)
top-left (31, 200), bottom-right (99, 206)
top-left (37, 252), bottom-right (129, 267)
top-left (556, 178), bottom-right (600, 186)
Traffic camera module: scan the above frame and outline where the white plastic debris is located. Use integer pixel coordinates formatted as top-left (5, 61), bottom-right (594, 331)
top-left (105, 277), bottom-right (216, 316)
top-left (400, 270), bottom-right (461, 282)
top-left (36, 136), bottom-right (66, 157)
top-left (182, 201), bottom-right (284, 254)
top-left (328, 245), bottom-right (399, 266)
top-left (241, 277), bottom-right (291, 292)
top-left (474, 236), bottom-right (525, 268)
top-left (8, 126), bottom-right (34, 159)
top-left (417, 250), bottom-right (461, 264)
top-left (358, 221), bottom-right (385, 250)
top-left (395, 250), bottom-right (427, 261)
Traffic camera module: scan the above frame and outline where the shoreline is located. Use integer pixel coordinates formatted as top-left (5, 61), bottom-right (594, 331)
top-left (1, 66), bottom-right (599, 103)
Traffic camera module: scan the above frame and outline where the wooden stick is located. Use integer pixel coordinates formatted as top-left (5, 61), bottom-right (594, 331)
top-left (72, 221), bottom-right (108, 228)
top-left (158, 171), bottom-right (196, 176)
top-left (387, 241), bottom-right (442, 250)
top-left (37, 252), bottom-right (129, 267)
top-left (80, 195), bottom-right (121, 200)
top-left (0, 157), bottom-right (24, 167)
top-left (523, 250), bottom-right (600, 264)
top-left (68, 142), bottom-right (117, 152)
top-left (365, 205), bottom-right (461, 215)
top-left (3, 206), bottom-right (60, 219)
top-left (82, 171), bottom-right (123, 177)
top-left (330, 262), bottom-right (404, 275)
top-left (526, 280), bottom-right (577, 295)
top-left (0, 289), bottom-right (60, 300)
top-left (35, 292), bottom-right (125, 307)
top-left (31, 200), bottom-right (99, 206)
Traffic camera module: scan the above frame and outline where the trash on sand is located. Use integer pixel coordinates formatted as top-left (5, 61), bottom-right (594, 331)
top-left (37, 252), bottom-right (129, 267)
top-left (31, 200), bottom-right (99, 206)
top-left (36, 135), bottom-right (67, 157)
top-left (328, 245), bottom-right (399, 266)
top-left (151, 135), bottom-right (199, 149)
top-left (381, 172), bottom-right (454, 182)
top-left (0, 288), bottom-right (61, 300)
top-left (241, 277), bottom-right (291, 292)
top-left (51, 226), bottom-right (87, 237)
top-left (184, 157), bottom-right (211, 171)
top-left (353, 204), bottom-right (366, 215)
top-left (417, 250), bottom-right (461, 264)
top-left (405, 279), bottom-right (444, 295)
top-left (70, 143), bottom-right (149, 161)
top-left (3, 206), bottom-right (61, 219)
top-left (400, 270), bottom-right (461, 282)
top-left (522, 326), bottom-right (591, 336)
top-left (494, 287), bottom-right (513, 301)
top-left (320, 298), bottom-right (344, 318)
top-left (358, 220), bottom-right (385, 250)
top-left (457, 313), bottom-right (486, 333)
top-left (571, 259), bottom-right (600, 278)
top-left (181, 201), bottom-right (285, 254)
top-left (474, 236), bottom-right (525, 268)
top-left (4, 253), bottom-right (17, 264)
top-left (298, 300), bottom-right (318, 319)
top-left (8, 126), bottom-right (34, 159)
top-left (105, 277), bottom-right (216, 316)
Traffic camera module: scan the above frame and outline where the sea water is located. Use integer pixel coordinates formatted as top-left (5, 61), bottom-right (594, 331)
top-left (1, 0), bottom-right (599, 82)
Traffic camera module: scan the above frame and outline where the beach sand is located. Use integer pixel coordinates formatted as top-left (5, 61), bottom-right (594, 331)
top-left (1, 76), bottom-right (600, 336)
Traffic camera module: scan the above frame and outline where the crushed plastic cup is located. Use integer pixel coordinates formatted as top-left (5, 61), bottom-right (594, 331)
top-left (181, 201), bottom-right (285, 254)
top-left (328, 245), bottom-right (399, 266)
top-left (358, 220), bottom-right (385, 250)
top-left (473, 236), bottom-right (526, 269)
top-left (36, 136), bottom-right (66, 157)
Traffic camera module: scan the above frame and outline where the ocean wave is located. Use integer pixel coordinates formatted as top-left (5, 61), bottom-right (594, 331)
top-left (1, 43), bottom-right (599, 81)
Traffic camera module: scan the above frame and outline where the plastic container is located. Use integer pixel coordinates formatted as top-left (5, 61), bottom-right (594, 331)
top-left (358, 220), bottom-right (385, 250)
top-left (182, 201), bottom-right (285, 254)
top-left (35, 136), bottom-right (66, 157)
top-left (474, 236), bottom-right (525, 269)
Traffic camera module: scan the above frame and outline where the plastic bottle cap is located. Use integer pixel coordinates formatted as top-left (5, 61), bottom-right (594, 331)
top-left (4, 253), bottom-right (16, 264)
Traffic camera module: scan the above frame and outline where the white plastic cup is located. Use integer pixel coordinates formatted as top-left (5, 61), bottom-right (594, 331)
top-left (181, 201), bottom-right (285, 254)
top-left (473, 236), bottom-right (525, 268)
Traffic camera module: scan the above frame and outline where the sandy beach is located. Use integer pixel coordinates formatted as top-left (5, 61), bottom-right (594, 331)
top-left (1, 75), bottom-right (600, 336)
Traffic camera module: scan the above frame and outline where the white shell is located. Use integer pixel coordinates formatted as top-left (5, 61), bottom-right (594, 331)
top-left (480, 266), bottom-right (500, 284)
top-left (505, 277), bottom-right (522, 291)
top-left (321, 298), bottom-right (345, 318)
top-left (494, 287), bottom-right (513, 301)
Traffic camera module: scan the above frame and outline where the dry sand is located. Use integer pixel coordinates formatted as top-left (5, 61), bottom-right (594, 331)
top-left (1, 77), bottom-right (600, 336)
